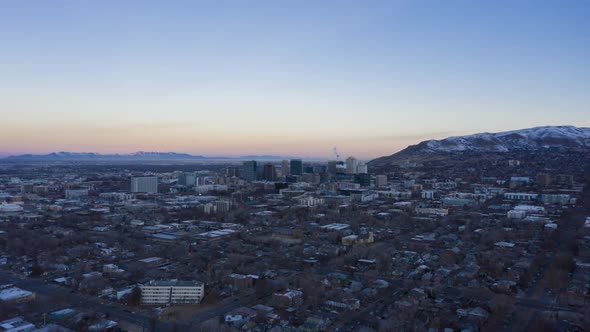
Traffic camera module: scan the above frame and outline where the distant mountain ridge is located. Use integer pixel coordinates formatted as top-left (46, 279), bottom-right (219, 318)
top-left (4, 151), bottom-right (295, 161)
top-left (369, 126), bottom-right (590, 167)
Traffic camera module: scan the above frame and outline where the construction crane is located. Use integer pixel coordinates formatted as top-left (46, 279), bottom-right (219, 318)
top-left (333, 147), bottom-right (340, 161)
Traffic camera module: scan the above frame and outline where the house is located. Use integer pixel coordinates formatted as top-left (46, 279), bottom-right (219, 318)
top-left (325, 298), bottom-right (360, 311)
top-left (272, 289), bottom-right (303, 308)
top-left (0, 285), bottom-right (35, 303)
top-left (32, 325), bottom-right (73, 332)
top-left (138, 256), bottom-right (166, 267)
top-left (342, 232), bottom-right (374, 246)
top-left (88, 319), bottom-right (118, 331)
top-left (494, 241), bottom-right (515, 249)
top-left (415, 207), bottom-right (449, 216)
top-left (224, 306), bottom-right (257, 324)
top-left (225, 273), bottom-right (255, 290)
top-left (319, 223), bottom-right (350, 232)
top-left (0, 317), bottom-right (36, 332)
top-left (301, 316), bottom-right (331, 331)
top-left (102, 264), bottom-right (124, 274)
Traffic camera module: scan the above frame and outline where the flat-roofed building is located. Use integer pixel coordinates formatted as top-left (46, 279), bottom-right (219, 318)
top-left (375, 175), bottom-right (388, 187)
top-left (131, 176), bottom-right (158, 193)
top-left (65, 188), bottom-right (89, 199)
top-left (319, 223), bottom-right (350, 232)
top-left (138, 256), bottom-right (166, 267)
top-left (504, 192), bottom-right (538, 201)
top-left (272, 289), bottom-right (303, 308)
top-left (0, 317), bottom-right (35, 332)
top-left (140, 280), bottom-right (204, 305)
top-left (0, 285), bottom-right (35, 303)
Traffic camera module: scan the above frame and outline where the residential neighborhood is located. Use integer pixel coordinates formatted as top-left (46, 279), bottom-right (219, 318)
top-left (0, 149), bottom-right (589, 331)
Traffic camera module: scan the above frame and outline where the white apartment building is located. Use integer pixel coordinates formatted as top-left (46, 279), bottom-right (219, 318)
top-left (297, 196), bottom-right (325, 207)
top-left (345, 156), bottom-right (358, 175)
top-left (356, 163), bottom-right (368, 174)
top-left (504, 192), bottom-right (538, 201)
top-left (65, 188), bottom-right (89, 199)
top-left (131, 176), bottom-right (158, 193)
top-left (141, 280), bottom-right (204, 305)
top-left (99, 192), bottom-right (134, 201)
top-left (214, 200), bottom-right (232, 213)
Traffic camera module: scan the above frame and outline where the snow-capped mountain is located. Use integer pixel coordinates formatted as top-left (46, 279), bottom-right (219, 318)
top-left (369, 126), bottom-right (590, 166)
top-left (4, 151), bottom-right (295, 161)
top-left (5, 151), bottom-right (206, 160)
top-left (422, 126), bottom-right (590, 153)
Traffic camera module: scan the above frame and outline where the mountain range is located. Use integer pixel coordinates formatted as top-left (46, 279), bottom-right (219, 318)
top-left (3, 151), bottom-right (295, 161)
top-left (369, 125), bottom-right (590, 167)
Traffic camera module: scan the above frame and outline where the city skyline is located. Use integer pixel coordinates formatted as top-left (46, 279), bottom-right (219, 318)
top-left (1, 1), bottom-right (589, 158)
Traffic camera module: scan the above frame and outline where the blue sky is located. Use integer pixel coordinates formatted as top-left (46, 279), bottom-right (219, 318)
top-left (0, 0), bottom-right (588, 158)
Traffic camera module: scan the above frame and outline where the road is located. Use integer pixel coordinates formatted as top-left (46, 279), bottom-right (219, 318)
top-left (515, 297), bottom-right (575, 313)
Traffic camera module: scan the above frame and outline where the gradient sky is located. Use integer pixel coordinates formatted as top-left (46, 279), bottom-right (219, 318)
top-left (1, 0), bottom-right (589, 158)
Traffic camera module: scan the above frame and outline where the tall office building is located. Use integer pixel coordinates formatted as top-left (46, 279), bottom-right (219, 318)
top-left (131, 176), bottom-right (158, 193)
top-left (178, 172), bottom-right (197, 187)
top-left (328, 161), bottom-right (346, 174)
top-left (263, 163), bottom-right (277, 181)
top-left (290, 159), bottom-right (303, 176)
top-left (225, 167), bottom-right (240, 177)
top-left (281, 160), bottom-right (290, 177)
top-left (313, 165), bottom-right (327, 174)
top-left (355, 173), bottom-right (371, 187)
top-left (242, 161), bottom-right (257, 182)
top-left (357, 163), bottom-right (368, 174)
top-left (345, 157), bottom-right (358, 175)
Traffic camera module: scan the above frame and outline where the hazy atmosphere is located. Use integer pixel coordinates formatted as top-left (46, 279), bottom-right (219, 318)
top-left (1, 0), bottom-right (589, 158)
top-left (2, 2), bottom-right (590, 332)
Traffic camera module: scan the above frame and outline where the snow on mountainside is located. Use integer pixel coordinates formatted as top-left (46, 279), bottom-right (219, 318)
top-left (423, 126), bottom-right (590, 152)
top-left (369, 126), bottom-right (590, 167)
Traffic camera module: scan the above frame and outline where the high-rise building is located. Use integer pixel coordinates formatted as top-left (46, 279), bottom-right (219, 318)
top-left (302, 173), bottom-right (321, 184)
top-left (281, 160), bottom-right (290, 177)
top-left (313, 165), bottom-right (327, 174)
top-left (290, 159), bottom-right (303, 176)
top-left (263, 163), bottom-right (277, 181)
top-left (226, 167), bottom-right (240, 177)
top-left (178, 172), bottom-right (197, 187)
top-left (375, 175), bottom-right (388, 187)
top-left (242, 161), bottom-right (257, 182)
top-left (357, 163), bottom-right (368, 174)
top-left (131, 176), bottom-right (158, 193)
top-left (345, 157), bottom-right (358, 175)
top-left (328, 161), bottom-right (345, 174)
top-left (355, 173), bottom-right (371, 187)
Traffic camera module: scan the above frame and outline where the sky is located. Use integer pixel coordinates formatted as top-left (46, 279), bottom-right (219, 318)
top-left (0, 0), bottom-right (589, 159)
